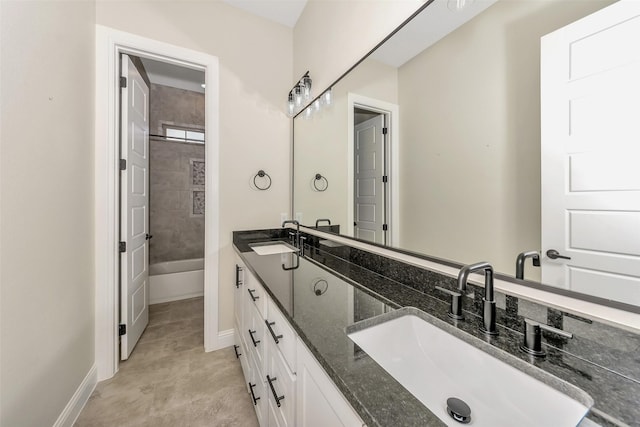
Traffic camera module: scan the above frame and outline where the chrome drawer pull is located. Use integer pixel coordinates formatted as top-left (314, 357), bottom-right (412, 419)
top-left (248, 382), bottom-right (260, 405)
top-left (248, 329), bottom-right (260, 347)
top-left (248, 288), bottom-right (259, 301)
top-left (266, 320), bottom-right (283, 344)
top-left (266, 375), bottom-right (285, 407)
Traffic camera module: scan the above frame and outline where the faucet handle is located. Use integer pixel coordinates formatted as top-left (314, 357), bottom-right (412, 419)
top-left (435, 286), bottom-right (464, 320)
top-left (521, 318), bottom-right (573, 357)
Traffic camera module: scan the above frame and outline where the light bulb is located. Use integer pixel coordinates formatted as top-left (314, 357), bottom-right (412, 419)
top-left (313, 99), bottom-right (321, 112)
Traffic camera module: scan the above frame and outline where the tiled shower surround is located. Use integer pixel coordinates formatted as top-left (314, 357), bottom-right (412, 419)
top-left (149, 84), bottom-right (205, 264)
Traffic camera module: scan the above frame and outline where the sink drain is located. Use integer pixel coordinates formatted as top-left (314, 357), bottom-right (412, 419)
top-left (446, 397), bottom-right (471, 424)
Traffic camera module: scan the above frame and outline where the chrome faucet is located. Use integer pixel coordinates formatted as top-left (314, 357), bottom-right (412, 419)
top-left (515, 251), bottom-right (540, 280)
top-left (282, 220), bottom-right (302, 256)
top-left (457, 262), bottom-right (498, 336)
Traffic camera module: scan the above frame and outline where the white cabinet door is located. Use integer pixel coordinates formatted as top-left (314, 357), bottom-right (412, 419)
top-left (234, 260), bottom-right (245, 330)
top-left (296, 340), bottom-right (364, 427)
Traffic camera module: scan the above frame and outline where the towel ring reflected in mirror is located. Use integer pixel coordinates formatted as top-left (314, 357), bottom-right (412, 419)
top-left (253, 170), bottom-right (272, 191)
top-left (312, 278), bottom-right (329, 296)
top-left (313, 173), bottom-right (328, 192)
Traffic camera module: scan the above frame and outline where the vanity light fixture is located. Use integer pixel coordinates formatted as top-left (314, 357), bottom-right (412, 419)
top-left (287, 71), bottom-right (312, 117)
top-left (286, 72), bottom-right (334, 119)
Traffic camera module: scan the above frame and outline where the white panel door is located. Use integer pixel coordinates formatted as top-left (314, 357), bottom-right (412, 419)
top-left (354, 114), bottom-right (386, 244)
top-left (120, 54), bottom-right (150, 359)
top-left (541, 1), bottom-right (640, 305)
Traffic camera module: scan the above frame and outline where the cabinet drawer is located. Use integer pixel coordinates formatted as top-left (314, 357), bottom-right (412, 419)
top-left (266, 299), bottom-right (297, 373)
top-left (245, 268), bottom-right (267, 318)
top-left (234, 327), bottom-right (250, 392)
top-left (245, 302), bottom-right (266, 371)
top-left (248, 350), bottom-right (268, 427)
top-left (265, 341), bottom-right (296, 427)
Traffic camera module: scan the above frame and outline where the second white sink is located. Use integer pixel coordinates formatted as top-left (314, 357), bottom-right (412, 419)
top-left (249, 242), bottom-right (297, 256)
top-left (347, 307), bottom-right (592, 427)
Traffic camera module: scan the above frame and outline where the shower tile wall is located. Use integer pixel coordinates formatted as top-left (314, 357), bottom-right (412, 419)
top-left (149, 83), bottom-right (205, 264)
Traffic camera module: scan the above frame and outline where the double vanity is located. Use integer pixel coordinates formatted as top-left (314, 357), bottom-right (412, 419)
top-left (233, 227), bottom-right (640, 427)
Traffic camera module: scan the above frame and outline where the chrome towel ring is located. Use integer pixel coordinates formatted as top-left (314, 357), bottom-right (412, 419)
top-left (254, 170), bottom-right (272, 190)
top-left (313, 173), bottom-right (328, 192)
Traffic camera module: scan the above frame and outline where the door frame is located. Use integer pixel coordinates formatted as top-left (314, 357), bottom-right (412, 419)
top-left (347, 93), bottom-right (399, 247)
top-left (95, 25), bottom-right (221, 381)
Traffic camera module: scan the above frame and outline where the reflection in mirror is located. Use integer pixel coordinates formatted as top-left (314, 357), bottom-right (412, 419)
top-left (293, 0), bottom-right (640, 308)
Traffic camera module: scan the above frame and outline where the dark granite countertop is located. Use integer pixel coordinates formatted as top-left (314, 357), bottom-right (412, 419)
top-left (233, 229), bottom-right (640, 427)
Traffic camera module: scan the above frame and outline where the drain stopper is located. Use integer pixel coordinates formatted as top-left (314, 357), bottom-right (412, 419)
top-left (446, 397), bottom-right (471, 424)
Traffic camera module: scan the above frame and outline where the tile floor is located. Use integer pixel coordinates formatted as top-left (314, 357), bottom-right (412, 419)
top-left (75, 297), bottom-right (259, 427)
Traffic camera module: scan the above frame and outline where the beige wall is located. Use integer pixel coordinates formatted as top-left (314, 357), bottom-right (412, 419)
top-left (294, 0), bottom-right (424, 97)
top-left (96, 1), bottom-right (293, 332)
top-left (294, 59), bottom-right (397, 229)
top-left (398, 0), bottom-right (615, 278)
top-left (0, 1), bottom-right (96, 426)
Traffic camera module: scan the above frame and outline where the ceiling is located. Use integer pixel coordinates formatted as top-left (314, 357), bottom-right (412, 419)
top-left (139, 57), bottom-right (205, 93)
top-left (223, 0), bottom-right (308, 28)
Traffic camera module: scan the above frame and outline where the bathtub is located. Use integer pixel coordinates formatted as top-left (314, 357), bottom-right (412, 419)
top-left (149, 258), bottom-right (204, 304)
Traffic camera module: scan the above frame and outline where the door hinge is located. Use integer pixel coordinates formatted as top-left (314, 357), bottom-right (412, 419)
top-left (119, 324), bottom-right (126, 336)
top-left (383, 224), bottom-right (388, 231)
top-left (120, 76), bottom-right (127, 88)
top-left (119, 159), bottom-right (126, 171)
top-left (382, 127), bottom-right (388, 135)
top-left (119, 241), bottom-right (126, 253)
top-left (382, 175), bottom-right (388, 183)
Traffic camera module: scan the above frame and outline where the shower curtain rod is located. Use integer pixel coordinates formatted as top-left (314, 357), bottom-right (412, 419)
top-left (149, 134), bottom-right (205, 143)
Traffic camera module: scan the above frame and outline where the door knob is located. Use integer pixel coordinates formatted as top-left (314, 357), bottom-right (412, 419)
top-left (546, 249), bottom-right (571, 260)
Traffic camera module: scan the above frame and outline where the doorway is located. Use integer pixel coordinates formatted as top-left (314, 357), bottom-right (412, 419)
top-left (119, 54), bottom-right (208, 360)
top-left (95, 26), bottom-right (221, 381)
top-left (347, 93), bottom-right (400, 247)
top-left (353, 107), bottom-right (388, 244)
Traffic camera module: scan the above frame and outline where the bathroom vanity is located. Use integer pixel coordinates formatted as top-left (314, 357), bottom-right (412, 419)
top-left (233, 228), bottom-right (640, 427)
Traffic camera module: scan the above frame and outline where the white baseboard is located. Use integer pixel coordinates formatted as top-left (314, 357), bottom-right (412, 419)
top-left (149, 291), bottom-right (204, 305)
top-left (213, 328), bottom-right (234, 350)
top-left (53, 364), bottom-right (97, 427)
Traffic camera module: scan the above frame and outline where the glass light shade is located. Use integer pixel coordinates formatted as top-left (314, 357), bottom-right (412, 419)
top-left (447, 0), bottom-right (474, 12)
top-left (322, 89), bottom-right (333, 106)
top-left (313, 99), bottom-right (321, 112)
top-left (303, 75), bottom-right (312, 101)
top-left (286, 93), bottom-right (295, 117)
top-left (294, 85), bottom-right (303, 107)
top-left (304, 106), bottom-right (313, 120)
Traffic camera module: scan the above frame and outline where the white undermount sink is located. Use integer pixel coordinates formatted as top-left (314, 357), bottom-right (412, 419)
top-left (249, 242), bottom-right (297, 256)
top-left (347, 307), bottom-right (593, 427)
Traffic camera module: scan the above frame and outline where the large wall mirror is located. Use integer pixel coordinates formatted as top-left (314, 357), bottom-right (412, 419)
top-left (293, 0), bottom-right (640, 311)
